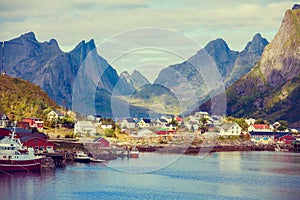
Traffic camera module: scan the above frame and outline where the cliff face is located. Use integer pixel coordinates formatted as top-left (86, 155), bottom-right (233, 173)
top-left (259, 9), bottom-right (300, 87)
top-left (226, 8), bottom-right (300, 127)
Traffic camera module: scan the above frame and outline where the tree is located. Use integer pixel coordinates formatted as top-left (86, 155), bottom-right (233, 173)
top-left (277, 120), bottom-right (289, 131)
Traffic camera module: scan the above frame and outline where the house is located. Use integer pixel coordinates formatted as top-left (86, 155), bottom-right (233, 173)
top-left (121, 118), bottom-right (136, 129)
top-left (87, 114), bottom-right (102, 122)
top-left (74, 121), bottom-right (97, 136)
top-left (0, 114), bottom-right (9, 128)
top-left (184, 121), bottom-right (199, 131)
top-left (245, 118), bottom-right (256, 126)
top-left (22, 118), bottom-right (44, 130)
top-left (195, 111), bottom-right (210, 119)
top-left (158, 118), bottom-right (168, 125)
top-left (137, 119), bottom-right (151, 128)
top-left (249, 131), bottom-right (289, 144)
top-left (219, 122), bottom-right (242, 136)
top-left (248, 124), bottom-right (272, 132)
top-left (17, 121), bottom-right (30, 129)
top-left (160, 115), bottom-right (172, 123)
top-left (47, 110), bottom-right (64, 121)
top-left (175, 117), bottom-right (183, 125)
top-left (101, 124), bottom-right (113, 130)
top-left (21, 136), bottom-right (56, 152)
top-left (92, 137), bottom-right (110, 148)
top-left (277, 134), bottom-right (296, 144)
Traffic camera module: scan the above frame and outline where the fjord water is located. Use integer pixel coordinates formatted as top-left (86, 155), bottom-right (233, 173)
top-left (1, 152), bottom-right (299, 200)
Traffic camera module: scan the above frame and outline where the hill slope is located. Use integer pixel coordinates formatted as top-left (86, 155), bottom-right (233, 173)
top-left (0, 75), bottom-right (57, 121)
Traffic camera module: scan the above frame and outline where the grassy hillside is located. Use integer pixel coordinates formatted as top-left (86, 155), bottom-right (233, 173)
top-left (129, 84), bottom-right (181, 115)
top-left (0, 75), bottom-right (57, 121)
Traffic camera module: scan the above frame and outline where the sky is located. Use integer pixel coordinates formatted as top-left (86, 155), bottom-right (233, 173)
top-left (0, 0), bottom-right (298, 81)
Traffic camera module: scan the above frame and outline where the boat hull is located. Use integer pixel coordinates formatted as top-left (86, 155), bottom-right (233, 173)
top-left (0, 158), bottom-right (42, 172)
top-left (74, 158), bottom-right (91, 163)
top-left (130, 153), bottom-right (139, 158)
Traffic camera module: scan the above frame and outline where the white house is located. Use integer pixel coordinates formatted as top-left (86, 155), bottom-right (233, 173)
top-left (74, 121), bottom-right (97, 136)
top-left (87, 114), bottom-right (102, 122)
top-left (121, 118), bottom-right (136, 129)
top-left (101, 124), bottom-right (113, 130)
top-left (47, 110), bottom-right (64, 121)
top-left (137, 119), bottom-right (151, 128)
top-left (245, 118), bottom-right (256, 126)
top-left (0, 114), bottom-right (9, 128)
top-left (219, 122), bottom-right (242, 136)
top-left (195, 111), bottom-right (210, 120)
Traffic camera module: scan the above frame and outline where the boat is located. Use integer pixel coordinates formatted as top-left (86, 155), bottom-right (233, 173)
top-left (0, 129), bottom-right (43, 171)
top-left (129, 147), bottom-right (140, 158)
top-left (74, 151), bottom-right (91, 163)
top-left (90, 157), bottom-right (105, 163)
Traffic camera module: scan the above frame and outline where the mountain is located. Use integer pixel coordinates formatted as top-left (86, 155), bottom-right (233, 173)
top-left (0, 75), bottom-right (57, 121)
top-left (135, 34), bottom-right (268, 114)
top-left (2, 32), bottom-right (120, 116)
top-left (130, 70), bottom-right (150, 89)
top-left (224, 6), bottom-right (300, 127)
top-left (114, 70), bottom-right (150, 96)
top-left (226, 33), bottom-right (269, 85)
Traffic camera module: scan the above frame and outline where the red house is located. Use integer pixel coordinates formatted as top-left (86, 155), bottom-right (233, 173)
top-left (17, 121), bottom-right (30, 129)
top-left (156, 129), bottom-right (176, 135)
top-left (278, 134), bottom-right (296, 144)
top-left (93, 137), bottom-right (110, 148)
top-left (22, 118), bottom-right (44, 130)
top-left (21, 136), bottom-right (56, 152)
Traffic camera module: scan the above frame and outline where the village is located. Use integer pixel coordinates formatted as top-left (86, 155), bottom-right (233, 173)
top-left (1, 107), bottom-right (300, 162)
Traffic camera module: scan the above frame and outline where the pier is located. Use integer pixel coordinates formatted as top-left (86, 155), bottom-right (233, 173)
top-left (38, 152), bottom-right (67, 168)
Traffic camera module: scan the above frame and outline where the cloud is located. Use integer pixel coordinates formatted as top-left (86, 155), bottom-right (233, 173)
top-left (0, 0), bottom-right (298, 79)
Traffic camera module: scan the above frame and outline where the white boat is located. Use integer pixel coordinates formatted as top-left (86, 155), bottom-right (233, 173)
top-left (0, 129), bottom-right (43, 171)
top-left (129, 147), bottom-right (140, 158)
top-left (90, 157), bottom-right (105, 163)
top-left (74, 151), bottom-right (91, 163)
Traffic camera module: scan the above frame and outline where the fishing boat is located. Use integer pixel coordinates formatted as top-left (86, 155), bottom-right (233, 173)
top-left (0, 129), bottom-right (43, 171)
top-left (129, 147), bottom-right (140, 158)
top-left (74, 151), bottom-right (91, 163)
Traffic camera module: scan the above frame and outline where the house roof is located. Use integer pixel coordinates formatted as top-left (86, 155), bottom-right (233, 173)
top-left (142, 119), bottom-right (151, 123)
top-left (175, 117), bottom-right (183, 122)
top-left (159, 118), bottom-right (168, 123)
top-left (221, 122), bottom-right (238, 131)
top-left (76, 121), bottom-right (94, 127)
top-left (278, 134), bottom-right (296, 140)
top-left (125, 118), bottom-right (135, 123)
top-left (251, 124), bottom-right (271, 130)
top-left (93, 137), bottom-right (109, 143)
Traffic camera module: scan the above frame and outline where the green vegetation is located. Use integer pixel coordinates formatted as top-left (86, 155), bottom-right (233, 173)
top-left (0, 75), bottom-right (57, 121)
top-left (129, 84), bottom-right (181, 115)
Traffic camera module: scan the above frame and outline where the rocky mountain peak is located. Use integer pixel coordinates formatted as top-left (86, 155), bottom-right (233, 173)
top-left (244, 33), bottom-right (268, 54)
top-left (204, 38), bottom-right (230, 53)
top-left (259, 8), bottom-right (300, 87)
top-left (20, 31), bottom-right (36, 41)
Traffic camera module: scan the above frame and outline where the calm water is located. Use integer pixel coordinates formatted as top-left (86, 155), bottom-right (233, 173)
top-left (1, 151), bottom-right (300, 200)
